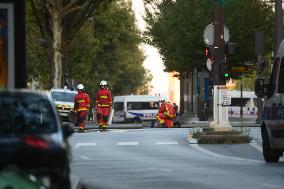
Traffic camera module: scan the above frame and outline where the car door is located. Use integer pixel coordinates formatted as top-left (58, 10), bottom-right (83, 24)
top-left (264, 57), bottom-right (280, 139)
top-left (274, 57), bottom-right (284, 145)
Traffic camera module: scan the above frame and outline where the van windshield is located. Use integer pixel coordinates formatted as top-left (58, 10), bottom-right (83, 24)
top-left (51, 91), bottom-right (76, 102)
top-left (127, 101), bottom-right (159, 110)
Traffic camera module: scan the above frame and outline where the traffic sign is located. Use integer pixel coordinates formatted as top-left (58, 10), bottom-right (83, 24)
top-left (203, 23), bottom-right (230, 45)
top-left (207, 58), bottom-right (213, 71)
top-left (222, 90), bottom-right (231, 106)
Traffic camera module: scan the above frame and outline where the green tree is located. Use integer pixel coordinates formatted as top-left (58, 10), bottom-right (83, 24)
top-left (27, 0), bottom-right (150, 96)
top-left (28, 0), bottom-right (111, 88)
top-left (144, 0), bottom-right (274, 73)
top-left (66, 1), bottom-right (150, 96)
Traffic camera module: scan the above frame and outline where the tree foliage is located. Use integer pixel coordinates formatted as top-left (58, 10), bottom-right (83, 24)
top-left (66, 1), bottom-right (150, 96)
top-left (144, 0), bottom-right (274, 73)
top-left (27, 0), bottom-right (110, 88)
top-left (27, 0), bottom-right (151, 96)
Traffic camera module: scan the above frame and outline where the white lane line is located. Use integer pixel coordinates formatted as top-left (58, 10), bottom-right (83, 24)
top-left (156, 142), bottom-right (178, 145)
top-left (117, 142), bottom-right (138, 146)
top-left (190, 144), bottom-right (262, 163)
top-left (71, 175), bottom-right (80, 189)
top-left (261, 183), bottom-right (282, 188)
top-left (249, 142), bottom-right (263, 153)
top-left (79, 155), bottom-right (92, 160)
top-left (74, 143), bottom-right (97, 149)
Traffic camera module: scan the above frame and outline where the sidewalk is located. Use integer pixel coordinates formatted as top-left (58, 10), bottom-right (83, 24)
top-left (181, 121), bottom-right (260, 128)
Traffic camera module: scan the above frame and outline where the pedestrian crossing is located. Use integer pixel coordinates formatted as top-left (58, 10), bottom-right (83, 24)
top-left (72, 141), bottom-right (181, 149)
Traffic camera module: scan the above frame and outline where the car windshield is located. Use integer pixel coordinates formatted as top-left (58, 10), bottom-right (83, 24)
top-left (0, 95), bottom-right (57, 134)
top-left (51, 91), bottom-right (76, 102)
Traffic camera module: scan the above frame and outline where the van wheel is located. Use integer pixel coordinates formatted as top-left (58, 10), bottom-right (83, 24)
top-left (262, 126), bottom-right (280, 163)
top-left (132, 118), bottom-right (141, 123)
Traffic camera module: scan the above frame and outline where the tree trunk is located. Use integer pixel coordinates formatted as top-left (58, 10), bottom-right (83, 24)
top-left (179, 73), bottom-right (184, 115)
top-left (52, 11), bottom-right (63, 88)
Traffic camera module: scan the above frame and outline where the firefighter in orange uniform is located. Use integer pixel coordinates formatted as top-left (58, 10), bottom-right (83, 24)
top-left (156, 97), bottom-right (176, 128)
top-left (74, 84), bottom-right (91, 131)
top-left (95, 80), bottom-right (112, 130)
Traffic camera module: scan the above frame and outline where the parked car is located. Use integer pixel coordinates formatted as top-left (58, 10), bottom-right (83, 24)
top-left (50, 87), bottom-right (77, 122)
top-left (0, 89), bottom-right (74, 189)
top-left (255, 39), bottom-right (284, 163)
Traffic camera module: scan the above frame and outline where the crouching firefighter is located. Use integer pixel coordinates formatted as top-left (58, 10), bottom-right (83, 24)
top-left (74, 84), bottom-right (91, 131)
top-left (95, 80), bottom-right (112, 130)
top-left (156, 97), bottom-right (176, 128)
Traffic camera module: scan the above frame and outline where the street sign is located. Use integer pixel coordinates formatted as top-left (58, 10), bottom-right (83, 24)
top-left (206, 58), bottom-right (213, 71)
top-left (203, 23), bottom-right (230, 45)
top-left (229, 66), bottom-right (248, 73)
top-left (222, 90), bottom-right (231, 106)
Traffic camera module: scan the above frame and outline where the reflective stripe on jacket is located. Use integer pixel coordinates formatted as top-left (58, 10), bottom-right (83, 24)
top-left (96, 88), bottom-right (112, 108)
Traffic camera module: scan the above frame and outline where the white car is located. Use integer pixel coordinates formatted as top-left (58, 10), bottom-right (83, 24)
top-left (50, 88), bottom-right (77, 122)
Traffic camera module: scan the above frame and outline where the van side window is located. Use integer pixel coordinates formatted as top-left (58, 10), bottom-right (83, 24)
top-left (114, 102), bottom-right (123, 111)
top-left (269, 58), bottom-right (280, 95)
top-left (127, 101), bottom-right (159, 110)
top-left (278, 58), bottom-right (284, 93)
top-left (231, 98), bottom-right (250, 107)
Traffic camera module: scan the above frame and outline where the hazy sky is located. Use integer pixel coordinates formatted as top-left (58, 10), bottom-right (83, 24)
top-left (132, 0), bottom-right (169, 97)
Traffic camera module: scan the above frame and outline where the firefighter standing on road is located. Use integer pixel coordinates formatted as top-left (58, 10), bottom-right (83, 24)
top-left (156, 97), bottom-right (176, 128)
top-left (74, 84), bottom-right (91, 131)
top-left (95, 80), bottom-right (112, 130)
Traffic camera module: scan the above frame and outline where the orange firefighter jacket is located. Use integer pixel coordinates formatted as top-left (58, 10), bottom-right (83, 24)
top-left (95, 88), bottom-right (112, 108)
top-left (74, 91), bottom-right (91, 112)
top-left (159, 102), bottom-right (176, 119)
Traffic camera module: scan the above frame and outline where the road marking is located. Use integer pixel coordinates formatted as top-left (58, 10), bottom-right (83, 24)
top-left (261, 183), bottom-right (282, 188)
top-left (190, 144), bottom-right (262, 163)
top-left (79, 155), bottom-right (92, 160)
top-left (117, 142), bottom-right (138, 146)
top-left (249, 142), bottom-right (263, 153)
top-left (74, 143), bottom-right (97, 149)
top-left (156, 142), bottom-right (178, 145)
top-left (71, 175), bottom-right (80, 189)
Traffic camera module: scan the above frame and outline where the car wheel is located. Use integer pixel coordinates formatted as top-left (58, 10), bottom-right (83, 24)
top-left (50, 165), bottom-right (71, 189)
top-left (150, 121), bottom-right (156, 128)
top-left (262, 126), bottom-right (280, 163)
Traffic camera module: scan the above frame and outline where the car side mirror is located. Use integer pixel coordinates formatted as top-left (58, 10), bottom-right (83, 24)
top-left (62, 122), bottom-right (74, 138)
top-left (255, 78), bottom-right (265, 97)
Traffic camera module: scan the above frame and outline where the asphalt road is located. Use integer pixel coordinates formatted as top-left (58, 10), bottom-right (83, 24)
top-left (69, 127), bottom-right (284, 189)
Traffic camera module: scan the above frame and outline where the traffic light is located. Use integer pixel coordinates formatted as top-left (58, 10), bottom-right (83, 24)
top-left (220, 61), bottom-right (230, 82)
top-left (204, 45), bottom-right (214, 59)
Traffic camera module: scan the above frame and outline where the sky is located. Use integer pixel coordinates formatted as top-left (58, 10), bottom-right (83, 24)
top-left (131, 0), bottom-right (169, 97)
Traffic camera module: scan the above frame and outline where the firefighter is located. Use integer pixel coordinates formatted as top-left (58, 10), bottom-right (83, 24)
top-left (156, 97), bottom-right (176, 128)
top-left (74, 84), bottom-right (91, 131)
top-left (95, 80), bottom-right (112, 130)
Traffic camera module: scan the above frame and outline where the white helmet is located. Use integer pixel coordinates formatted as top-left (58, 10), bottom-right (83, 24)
top-left (77, 84), bottom-right (84, 90)
top-left (159, 97), bottom-right (168, 102)
top-left (100, 80), bottom-right (107, 86)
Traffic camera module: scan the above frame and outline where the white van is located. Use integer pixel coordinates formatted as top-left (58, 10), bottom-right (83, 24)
top-left (50, 87), bottom-right (77, 121)
top-left (255, 40), bottom-right (284, 162)
top-left (112, 95), bottom-right (161, 123)
top-left (228, 90), bottom-right (258, 121)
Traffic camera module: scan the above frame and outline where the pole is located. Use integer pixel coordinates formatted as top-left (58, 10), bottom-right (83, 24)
top-left (240, 79), bottom-right (243, 121)
top-left (212, 5), bottom-right (226, 86)
top-left (275, 0), bottom-right (283, 53)
top-left (209, 1), bottom-right (231, 130)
